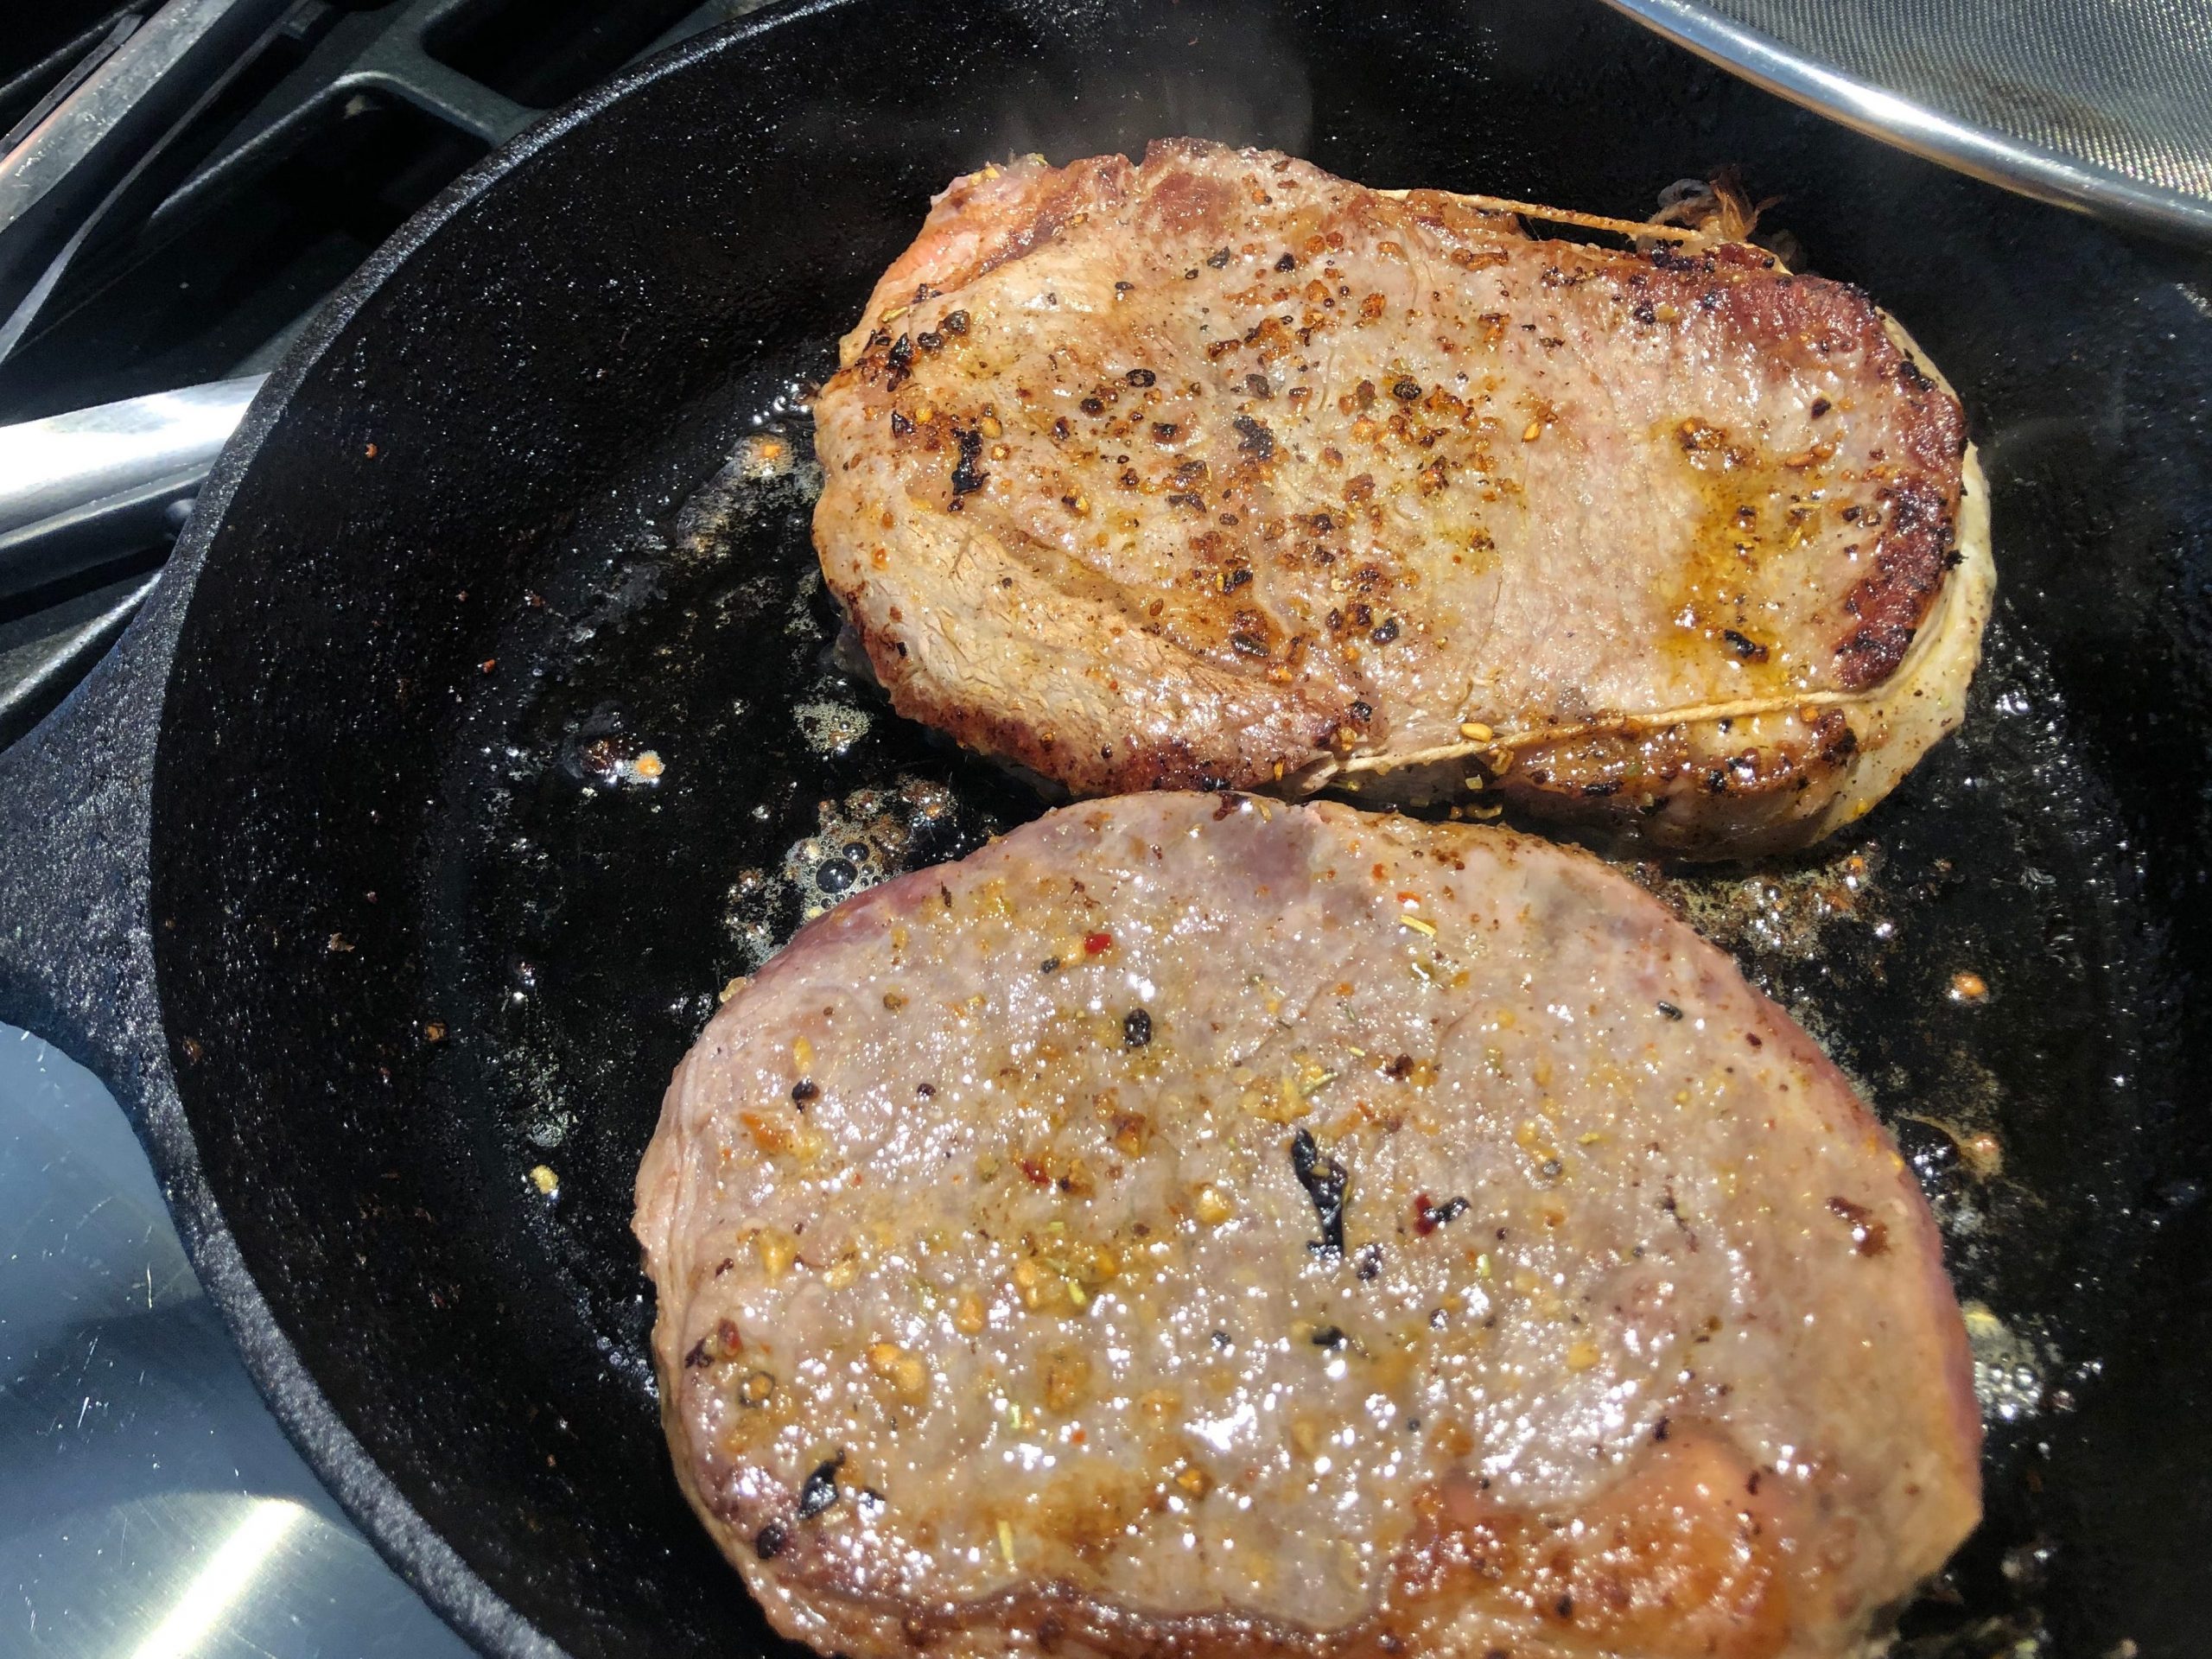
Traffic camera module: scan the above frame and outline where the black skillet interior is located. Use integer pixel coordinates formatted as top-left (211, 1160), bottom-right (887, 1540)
top-left (116, 0), bottom-right (2212, 1652)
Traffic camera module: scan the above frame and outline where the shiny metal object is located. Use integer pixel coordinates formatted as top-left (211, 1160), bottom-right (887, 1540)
top-left (0, 376), bottom-right (263, 604)
top-left (0, 1023), bottom-right (470, 1656)
top-left (0, 376), bottom-right (264, 537)
top-left (1603, 0), bottom-right (2212, 242)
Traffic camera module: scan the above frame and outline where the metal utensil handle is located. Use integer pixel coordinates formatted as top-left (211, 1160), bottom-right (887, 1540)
top-left (0, 374), bottom-right (261, 601)
top-left (0, 374), bottom-right (262, 532)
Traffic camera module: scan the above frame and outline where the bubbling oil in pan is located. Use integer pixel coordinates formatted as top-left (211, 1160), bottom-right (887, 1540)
top-left (440, 353), bottom-right (2161, 1656)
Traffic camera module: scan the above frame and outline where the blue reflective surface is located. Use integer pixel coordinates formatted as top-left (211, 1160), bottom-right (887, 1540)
top-left (0, 1024), bottom-right (474, 1657)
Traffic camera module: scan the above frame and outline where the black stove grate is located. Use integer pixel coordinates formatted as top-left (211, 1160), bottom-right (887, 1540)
top-left (0, 0), bottom-right (765, 750)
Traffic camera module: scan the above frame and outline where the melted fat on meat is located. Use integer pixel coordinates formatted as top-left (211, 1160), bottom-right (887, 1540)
top-left (635, 793), bottom-right (1980, 1659)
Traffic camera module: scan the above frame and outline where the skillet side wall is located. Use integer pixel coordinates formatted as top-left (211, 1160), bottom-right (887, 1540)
top-left (139, 10), bottom-right (929, 1649)
top-left (99, 0), bottom-right (2212, 1654)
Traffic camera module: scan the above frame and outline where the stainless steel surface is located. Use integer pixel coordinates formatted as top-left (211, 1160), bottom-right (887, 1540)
top-left (1, 1024), bottom-right (472, 1657)
top-left (0, 378), bottom-right (262, 537)
top-left (1603, 0), bottom-right (2212, 242)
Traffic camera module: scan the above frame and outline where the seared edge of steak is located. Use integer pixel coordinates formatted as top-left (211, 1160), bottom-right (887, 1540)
top-left (1352, 424), bottom-right (1993, 860)
top-left (813, 143), bottom-right (1986, 857)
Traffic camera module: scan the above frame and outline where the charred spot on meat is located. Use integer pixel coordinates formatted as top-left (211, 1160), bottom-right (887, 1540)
top-left (1291, 1125), bottom-right (1349, 1260)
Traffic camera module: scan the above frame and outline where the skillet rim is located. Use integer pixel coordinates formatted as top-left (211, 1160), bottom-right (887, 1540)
top-left (132, 3), bottom-right (853, 1652)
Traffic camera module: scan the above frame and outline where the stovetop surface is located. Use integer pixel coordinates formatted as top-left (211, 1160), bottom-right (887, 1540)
top-left (1, 1025), bottom-right (473, 1656)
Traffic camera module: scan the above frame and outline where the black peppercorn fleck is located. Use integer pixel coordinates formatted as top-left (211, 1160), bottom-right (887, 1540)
top-left (798, 1454), bottom-right (845, 1520)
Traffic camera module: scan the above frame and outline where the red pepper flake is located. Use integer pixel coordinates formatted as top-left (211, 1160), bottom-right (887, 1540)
top-left (1826, 1196), bottom-right (1890, 1256)
top-left (1084, 930), bottom-right (1115, 956)
top-left (1413, 1192), bottom-right (1468, 1235)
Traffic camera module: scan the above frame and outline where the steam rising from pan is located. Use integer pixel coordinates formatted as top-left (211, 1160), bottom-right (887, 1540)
top-left (991, 1), bottom-right (1313, 167)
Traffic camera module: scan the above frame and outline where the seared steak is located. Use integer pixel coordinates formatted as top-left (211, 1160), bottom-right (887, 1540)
top-left (635, 793), bottom-right (1980, 1658)
top-left (812, 141), bottom-right (1992, 857)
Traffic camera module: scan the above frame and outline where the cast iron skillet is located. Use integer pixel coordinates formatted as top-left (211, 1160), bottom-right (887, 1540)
top-left (1, 0), bottom-right (2208, 1653)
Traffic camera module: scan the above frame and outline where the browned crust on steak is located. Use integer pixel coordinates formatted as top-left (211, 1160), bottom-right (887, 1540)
top-left (815, 142), bottom-right (1983, 853)
top-left (843, 603), bottom-right (1348, 796)
top-left (1634, 256), bottom-right (1966, 692)
top-left (690, 1421), bottom-right (1806, 1659)
top-left (855, 155), bottom-right (1136, 353)
top-left (1834, 475), bottom-right (1961, 688)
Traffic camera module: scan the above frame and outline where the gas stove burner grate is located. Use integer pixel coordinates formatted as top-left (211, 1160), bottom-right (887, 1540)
top-left (0, 0), bottom-right (766, 751)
